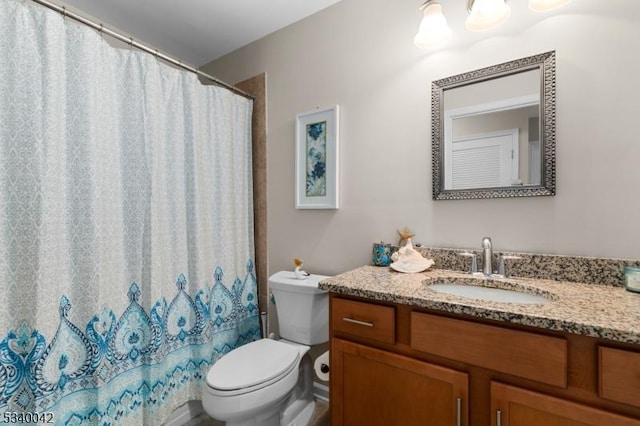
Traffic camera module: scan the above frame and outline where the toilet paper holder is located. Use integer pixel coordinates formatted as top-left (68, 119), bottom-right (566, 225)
top-left (314, 350), bottom-right (330, 381)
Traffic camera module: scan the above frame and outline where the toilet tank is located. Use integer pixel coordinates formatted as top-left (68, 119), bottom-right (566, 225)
top-left (269, 271), bottom-right (329, 345)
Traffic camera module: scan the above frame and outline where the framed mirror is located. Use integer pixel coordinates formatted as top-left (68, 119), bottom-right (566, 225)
top-left (432, 51), bottom-right (556, 200)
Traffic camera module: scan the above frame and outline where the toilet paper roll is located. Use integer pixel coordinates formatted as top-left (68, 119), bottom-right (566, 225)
top-left (314, 350), bottom-right (330, 382)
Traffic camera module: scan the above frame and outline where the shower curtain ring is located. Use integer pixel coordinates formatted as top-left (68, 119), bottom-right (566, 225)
top-left (61, 6), bottom-right (66, 19)
top-left (129, 37), bottom-right (133, 47)
top-left (99, 24), bottom-right (103, 34)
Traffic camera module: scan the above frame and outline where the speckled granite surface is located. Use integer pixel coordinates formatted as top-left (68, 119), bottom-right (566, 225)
top-left (412, 246), bottom-right (640, 287)
top-left (319, 265), bottom-right (640, 345)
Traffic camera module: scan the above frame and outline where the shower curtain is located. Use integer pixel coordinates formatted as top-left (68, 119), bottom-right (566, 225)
top-left (0, 0), bottom-right (260, 424)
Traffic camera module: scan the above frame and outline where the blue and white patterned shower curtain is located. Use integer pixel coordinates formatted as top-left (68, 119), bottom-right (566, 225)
top-left (0, 0), bottom-right (260, 424)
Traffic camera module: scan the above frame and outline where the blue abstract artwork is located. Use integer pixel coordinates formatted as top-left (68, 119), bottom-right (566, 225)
top-left (305, 121), bottom-right (327, 197)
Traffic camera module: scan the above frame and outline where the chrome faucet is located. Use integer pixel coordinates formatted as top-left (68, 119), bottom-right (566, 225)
top-left (481, 237), bottom-right (493, 276)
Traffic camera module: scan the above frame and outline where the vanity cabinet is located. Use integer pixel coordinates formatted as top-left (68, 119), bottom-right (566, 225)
top-left (491, 382), bottom-right (640, 426)
top-left (332, 338), bottom-right (468, 426)
top-left (599, 346), bottom-right (640, 409)
top-left (329, 295), bottom-right (640, 426)
top-left (330, 297), bottom-right (468, 425)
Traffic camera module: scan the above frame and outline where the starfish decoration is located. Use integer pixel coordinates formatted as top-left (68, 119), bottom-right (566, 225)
top-left (397, 227), bottom-right (415, 246)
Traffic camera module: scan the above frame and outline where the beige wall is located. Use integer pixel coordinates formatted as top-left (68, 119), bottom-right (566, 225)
top-left (202, 0), bottom-right (640, 277)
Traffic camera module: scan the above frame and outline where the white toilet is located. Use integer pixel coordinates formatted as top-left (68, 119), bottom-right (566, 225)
top-left (203, 271), bottom-right (329, 426)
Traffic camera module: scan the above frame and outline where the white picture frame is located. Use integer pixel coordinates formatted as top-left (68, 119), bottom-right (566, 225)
top-left (295, 105), bottom-right (340, 209)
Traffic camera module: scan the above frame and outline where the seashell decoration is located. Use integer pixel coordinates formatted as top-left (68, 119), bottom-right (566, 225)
top-left (390, 238), bottom-right (435, 273)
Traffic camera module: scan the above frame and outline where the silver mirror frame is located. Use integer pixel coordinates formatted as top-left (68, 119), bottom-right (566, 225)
top-left (431, 51), bottom-right (556, 200)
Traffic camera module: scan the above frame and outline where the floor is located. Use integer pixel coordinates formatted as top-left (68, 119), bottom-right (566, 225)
top-left (184, 399), bottom-right (329, 426)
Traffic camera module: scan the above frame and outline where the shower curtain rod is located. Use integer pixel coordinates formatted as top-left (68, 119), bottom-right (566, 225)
top-left (30, 0), bottom-right (254, 100)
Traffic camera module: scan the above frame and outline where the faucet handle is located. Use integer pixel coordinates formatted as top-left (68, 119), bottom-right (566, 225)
top-left (458, 252), bottom-right (478, 274)
top-left (498, 255), bottom-right (522, 277)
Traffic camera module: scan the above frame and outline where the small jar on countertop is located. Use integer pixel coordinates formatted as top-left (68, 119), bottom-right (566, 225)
top-left (624, 265), bottom-right (640, 293)
top-left (372, 242), bottom-right (392, 267)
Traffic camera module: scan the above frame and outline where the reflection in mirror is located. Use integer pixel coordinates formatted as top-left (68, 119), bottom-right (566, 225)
top-left (445, 69), bottom-right (540, 189)
top-left (432, 51), bottom-right (555, 200)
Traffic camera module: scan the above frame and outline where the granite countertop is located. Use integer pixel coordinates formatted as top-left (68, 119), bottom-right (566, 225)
top-left (319, 265), bottom-right (640, 345)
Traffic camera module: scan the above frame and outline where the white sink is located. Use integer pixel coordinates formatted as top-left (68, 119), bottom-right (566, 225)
top-left (428, 283), bottom-right (550, 305)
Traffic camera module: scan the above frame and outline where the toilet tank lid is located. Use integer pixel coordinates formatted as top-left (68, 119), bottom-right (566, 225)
top-left (268, 271), bottom-right (330, 294)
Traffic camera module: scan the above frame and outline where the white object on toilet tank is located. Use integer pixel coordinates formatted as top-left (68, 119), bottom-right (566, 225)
top-left (269, 271), bottom-right (329, 345)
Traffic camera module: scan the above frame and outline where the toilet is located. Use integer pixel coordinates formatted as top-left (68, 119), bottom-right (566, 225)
top-left (203, 271), bottom-right (329, 426)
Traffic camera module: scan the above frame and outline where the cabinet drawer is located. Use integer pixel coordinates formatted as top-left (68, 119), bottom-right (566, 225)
top-left (331, 298), bottom-right (395, 345)
top-left (599, 346), bottom-right (640, 408)
top-left (411, 312), bottom-right (567, 387)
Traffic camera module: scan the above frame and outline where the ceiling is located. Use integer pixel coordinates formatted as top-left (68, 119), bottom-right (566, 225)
top-left (60, 0), bottom-right (343, 67)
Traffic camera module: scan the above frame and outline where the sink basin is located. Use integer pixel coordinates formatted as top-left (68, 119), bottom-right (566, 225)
top-left (428, 283), bottom-right (550, 305)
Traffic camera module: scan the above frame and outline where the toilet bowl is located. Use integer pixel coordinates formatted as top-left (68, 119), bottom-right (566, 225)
top-left (203, 339), bottom-right (308, 426)
top-left (203, 271), bottom-right (329, 426)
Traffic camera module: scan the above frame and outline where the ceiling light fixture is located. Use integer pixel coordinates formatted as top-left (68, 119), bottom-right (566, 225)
top-left (528, 0), bottom-right (572, 12)
top-left (414, 0), bottom-right (453, 48)
top-left (415, 0), bottom-right (573, 48)
top-left (465, 0), bottom-right (511, 32)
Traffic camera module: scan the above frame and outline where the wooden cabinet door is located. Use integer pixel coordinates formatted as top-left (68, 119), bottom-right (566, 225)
top-left (331, 338), bottom-right (468, 426)
top-left (491, 382), bottom-right (640, 426)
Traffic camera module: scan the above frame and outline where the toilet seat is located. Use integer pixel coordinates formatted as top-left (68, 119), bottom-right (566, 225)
top-left (206, 339), bottom-right (300, 396)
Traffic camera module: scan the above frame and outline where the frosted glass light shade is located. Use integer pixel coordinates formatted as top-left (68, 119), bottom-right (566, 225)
top-left (529, 0), bottom-right (572, 12)
top-left (414, 2), bottom-right (452, 48)
top-left (465, 0), bottom-right (511, 32)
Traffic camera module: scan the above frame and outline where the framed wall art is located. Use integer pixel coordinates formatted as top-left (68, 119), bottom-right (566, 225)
top-left (295, 105), bottom-right (340, 209)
